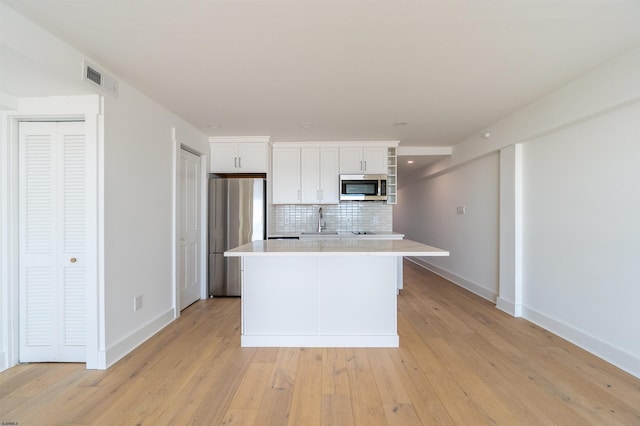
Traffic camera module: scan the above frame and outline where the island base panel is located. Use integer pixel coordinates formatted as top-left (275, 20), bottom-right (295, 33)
top-left (242, 256), bottom-right (399, 347)
top-left (241, 335), bottom-right (399, 348)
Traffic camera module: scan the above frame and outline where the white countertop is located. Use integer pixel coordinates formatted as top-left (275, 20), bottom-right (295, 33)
top-left (268, 231), bottom-right (405, 240)
top-left (225, 238), bottom-right (449, 257)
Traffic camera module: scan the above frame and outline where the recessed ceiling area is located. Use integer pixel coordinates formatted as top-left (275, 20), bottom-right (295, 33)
top-left (397, 155), bottom-right (448, 183)
top-left (4, 0), bottom-right (640, 147)
top-left (399, 155), bottom-right (446, 169)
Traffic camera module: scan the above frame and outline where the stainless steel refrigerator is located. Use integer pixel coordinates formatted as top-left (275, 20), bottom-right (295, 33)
top-left (208, 177), bottom-right (266, 296)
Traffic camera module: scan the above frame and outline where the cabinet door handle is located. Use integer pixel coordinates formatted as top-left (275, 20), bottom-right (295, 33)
top-left (364, 160), bottom-right (367, 171)
top-left (234, 157), bottom-right (238, 168)
top-left (297, 190), bottom-right (301, 201)
top-left (238, 157), bottom-right (242, 169)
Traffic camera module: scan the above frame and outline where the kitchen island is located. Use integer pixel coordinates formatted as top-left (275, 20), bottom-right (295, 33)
top-left (225, 239), bottom-right (449, 347)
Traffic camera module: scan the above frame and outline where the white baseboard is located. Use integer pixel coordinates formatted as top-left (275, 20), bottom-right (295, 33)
top-left (404, 257), bottom-right (640, 379)
top-left (496, 297), bottom-right (522, 317)
top-left (101, 308), bottom-right (175, 369)
top-left (523, 306), bottom-right (640, 379)
top-left (406, 257), bottom-right (497, 303)
top-left (242, 334), bottom-right (399, 348)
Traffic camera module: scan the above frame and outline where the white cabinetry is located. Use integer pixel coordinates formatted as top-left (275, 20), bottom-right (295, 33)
top-left (386, 147), bottom-right (397, 204)
top-left (301, 147), bottom-right (339, 204)
top-left (297, 232), bottom-right (405, 291)
top-left (339, 147), bottom-right (388, 174)
top-left (273, 147), bottom-right (339, 204)
top-left (272, 148), bottom-right (301, 204)
top-left (209, 140), bottom-right (267, 173)
top-left (241, 256), bottom-right (399, 347)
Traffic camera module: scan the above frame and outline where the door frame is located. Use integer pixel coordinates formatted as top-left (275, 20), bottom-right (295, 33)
top-left (1, 95), bottom-right (102, 370)
top-left (171, 129), bottom-right (208, 317)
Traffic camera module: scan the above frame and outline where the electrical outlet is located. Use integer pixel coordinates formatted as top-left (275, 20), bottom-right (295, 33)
top-left (456, 206), bottom-right (466, 215)
top-left (134, 295), bottom-right (143, 311)
top-left (284, 216), bottom-right (290, 225)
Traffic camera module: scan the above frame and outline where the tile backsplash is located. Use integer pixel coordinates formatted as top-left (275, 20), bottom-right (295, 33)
top-left (272, 201), bottom-right (392, 234)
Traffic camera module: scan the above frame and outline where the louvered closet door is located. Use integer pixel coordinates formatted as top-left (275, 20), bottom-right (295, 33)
top-left (19, 121), bottom-right (87, 362)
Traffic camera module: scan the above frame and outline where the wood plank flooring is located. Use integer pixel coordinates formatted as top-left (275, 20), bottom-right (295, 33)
top-left (2, 260), bottom-right (640, 425)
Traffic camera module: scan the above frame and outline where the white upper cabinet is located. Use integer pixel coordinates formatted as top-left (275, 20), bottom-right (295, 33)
top-left (272, 148), bottom-right (301, 204)
top-left (300, 148), bottom-right (319, 204)
top-left (210, 143), bottom-right (237, 172)
top-left (237, 143), bottom-right (267, 171)
top-left (272, 142), bottom-right (397, 205)
top-left (338, 147), bottom-right (363, 174)
top-left (209, 140), bottom-right (268, 173)
top-left (339, 146), bottom-right (388, 174)
top-left (319, 148), bottom-right (340, 203)
top-left (273, 147), bottom-right (339, 205)
top-left (301, 147), bottom-right (339, 204)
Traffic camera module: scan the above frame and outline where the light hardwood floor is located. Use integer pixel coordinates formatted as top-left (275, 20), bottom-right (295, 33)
top-left (2, 260), bottom-right (640, 425)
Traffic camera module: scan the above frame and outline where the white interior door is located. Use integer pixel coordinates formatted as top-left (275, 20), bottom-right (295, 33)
top-left (19, 121), bottom-right (87, 362)
top-left (178, 148), bottom-right (201, 310)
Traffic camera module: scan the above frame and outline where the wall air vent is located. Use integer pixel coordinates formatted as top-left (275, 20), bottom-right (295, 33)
top-left (82, 59), bottom-right (118, 97)
top-left (86, 65), bottom-right (102, 85)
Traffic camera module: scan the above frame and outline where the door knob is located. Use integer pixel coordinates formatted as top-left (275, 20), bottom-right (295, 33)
top-left (70, 257), bottom-right (77, 263)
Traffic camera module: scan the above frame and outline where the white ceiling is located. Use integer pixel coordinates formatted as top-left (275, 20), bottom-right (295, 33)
top-left (4, 0), bottom-right (640, 147)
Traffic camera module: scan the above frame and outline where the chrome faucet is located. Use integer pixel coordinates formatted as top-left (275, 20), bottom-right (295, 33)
top-left (317, 207), bottom-right (323, 232)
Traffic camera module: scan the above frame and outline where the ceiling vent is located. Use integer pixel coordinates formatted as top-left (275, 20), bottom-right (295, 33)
top-left (82, 59), bottom-right (118, 97)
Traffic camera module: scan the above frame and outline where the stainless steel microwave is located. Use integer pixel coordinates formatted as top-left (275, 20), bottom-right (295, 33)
top-left (340, 174), bottom-right (388, 201)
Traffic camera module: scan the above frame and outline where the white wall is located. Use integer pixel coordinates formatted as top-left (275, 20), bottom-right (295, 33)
top-left (0, 2), bottom-right (208, 370)
top-left (0, 3), bottom-right (94, 97)
top-left (394, 153), bottom-right (500, 301)
top-left (398, 46), bottom-right (640, 377)
top-left (522, 102), bottom-right (640, 371)
top-left (0, 112), bottom-right (6, 370)
top-left (101, 83), bottom-right (208, 367)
